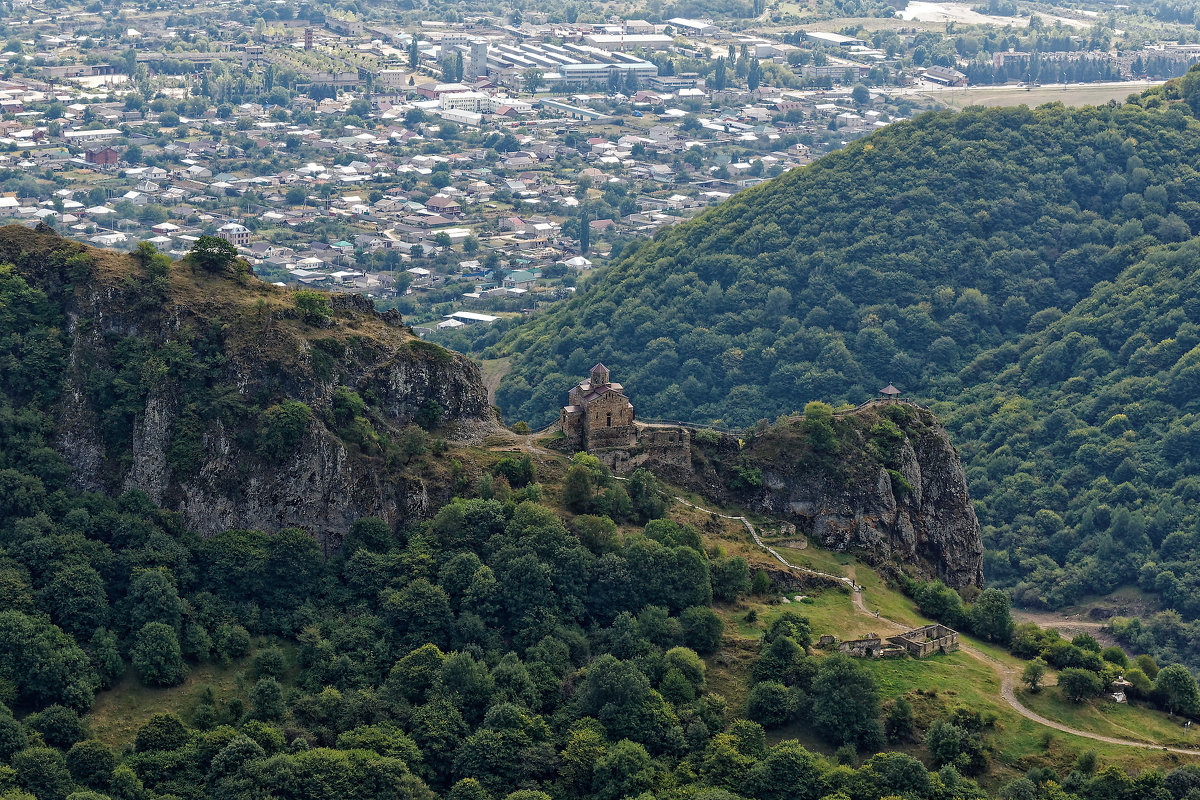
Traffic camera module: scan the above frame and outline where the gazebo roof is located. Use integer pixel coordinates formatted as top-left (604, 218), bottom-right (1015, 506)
top-left (880, 384), bottom-right (901, 396)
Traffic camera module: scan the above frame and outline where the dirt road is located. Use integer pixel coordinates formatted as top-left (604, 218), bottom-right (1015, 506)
top-left (695, 497), bottom-right (1200, 755)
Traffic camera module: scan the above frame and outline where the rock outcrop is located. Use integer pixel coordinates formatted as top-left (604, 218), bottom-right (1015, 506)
top-left (673, 404), bottom-right (984, 588)
top-left (3, 226), bottom-right (493, 548)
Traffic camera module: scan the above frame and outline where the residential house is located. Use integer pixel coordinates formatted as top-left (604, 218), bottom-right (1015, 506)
top-left (85, 146), bottom-right (120, 166)
top-left (217, 222), bottom-right (251, 247)
top-left (426, 195), bottom-right (463, 216)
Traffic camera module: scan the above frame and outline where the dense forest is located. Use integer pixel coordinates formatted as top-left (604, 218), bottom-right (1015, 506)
top-left (481, 67), bottom-right (1200, 642)
top-left (5, 238), bottom-right (1200, 800)
top-left (949, 237), bottom-right (1200, 670)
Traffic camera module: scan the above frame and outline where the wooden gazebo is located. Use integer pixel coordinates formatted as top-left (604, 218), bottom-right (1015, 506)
top-left (880, 384), bottom-right (901, 402)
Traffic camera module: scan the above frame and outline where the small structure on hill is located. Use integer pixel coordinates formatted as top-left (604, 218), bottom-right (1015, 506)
top-left (838, 633), bottom-right (906, 658)
top-left (1107, 677), bottom-right (1132, 704)
top-left (880, 383), bottom-right (901, 402)
top-left (836, 624), bottom-right (960, 659)
top-left (561, 363), bottom-right (637, 450)
top-left (887, 624), bottom-right (960, 657)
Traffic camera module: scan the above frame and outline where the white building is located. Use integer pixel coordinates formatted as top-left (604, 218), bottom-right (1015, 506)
top-left (583, 33), bottom-right (674, 51)
top-left (377, 69), bottom-right (409, 89)
top-left (667, 18), bottom-right (719, 36)
top-left (437, 108), bottom-right (483, 127)
top-left (64, 128), bottom-right (123, 144)
top-left (440, 91), bottom-right (494, 113)
top-left (444, 311), bottom-right (499, 324)
top-left (217, 222), bottom-right (251, 247)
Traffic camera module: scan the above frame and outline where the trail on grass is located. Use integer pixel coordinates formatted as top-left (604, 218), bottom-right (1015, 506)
top-left (666, 495), bottom-right (857, 591)
top-left (669, 493), bottom-right (1200, 755)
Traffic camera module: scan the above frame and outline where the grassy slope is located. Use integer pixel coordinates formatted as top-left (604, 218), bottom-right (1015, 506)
top-left (625, 413), bottom-right (1199, 777)
top-left (927, 83), bottom-right (1153, 110)
top-left (88, 662), bottom-right (249, 750)
top-left (708, 565), bottom-right (1196, 787)
top-left (86, 641), bottom-right (301, 750)
top-left (651, 486), bottom-right (1198, 786)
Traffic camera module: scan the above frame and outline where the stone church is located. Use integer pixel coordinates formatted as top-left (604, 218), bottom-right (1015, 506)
top-left (561, 363), bottom-right (637, 450)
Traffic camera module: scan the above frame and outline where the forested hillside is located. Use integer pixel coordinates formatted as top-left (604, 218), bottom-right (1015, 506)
top-left (484, 68), bottom-right (1200, 634)
top-left (0, 238), bottom-right (1014, 800)
top-left (5, 208), bottom-right (1200, 800)
top-left (492, 88), bottom-right (1200, 429)
top-left (0, 225), bottom-right (489, 545)
top-left (948, 237), bottom-right (1200, 667)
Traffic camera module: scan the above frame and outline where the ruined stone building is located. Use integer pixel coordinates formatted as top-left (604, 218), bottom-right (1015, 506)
top-left (561, 363), bottom-right (637, 450)
top-left (887, 624), bottom-right (959, 657)
top-left (829, 624), bottom-right (960, 659)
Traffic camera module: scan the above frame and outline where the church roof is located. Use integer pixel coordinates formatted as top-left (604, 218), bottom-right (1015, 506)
top-left (582, 384), bottom-right (630, 403)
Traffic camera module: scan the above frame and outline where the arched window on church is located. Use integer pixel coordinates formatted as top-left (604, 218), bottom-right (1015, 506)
top-left (606, 412), bottom-right (612, 427)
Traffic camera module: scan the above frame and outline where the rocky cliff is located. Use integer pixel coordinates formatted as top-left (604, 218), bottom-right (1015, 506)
top-left (2, 226), bottom-right (493, 548)
top-left (679, 403), bottom-right (984, 588)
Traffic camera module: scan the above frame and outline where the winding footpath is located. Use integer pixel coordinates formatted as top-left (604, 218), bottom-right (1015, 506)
top-left (667, 495), bottom-right (857, 590)
top-left (668, 493), bottom-right (1200, 756)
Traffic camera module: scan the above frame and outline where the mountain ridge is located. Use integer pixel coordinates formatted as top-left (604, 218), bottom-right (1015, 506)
top-left (480, 70), bottom-right (1200, 626)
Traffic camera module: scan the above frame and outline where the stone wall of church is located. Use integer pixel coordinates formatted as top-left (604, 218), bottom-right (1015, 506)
top-left (592, 425), bottom-right (692, 474)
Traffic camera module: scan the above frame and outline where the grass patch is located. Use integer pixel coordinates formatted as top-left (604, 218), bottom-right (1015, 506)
top-left (87, 640), bottom-right (297, 750)
top-left (87, 658), bottom-right (249, 750)
top-left (926, 82), bottom-right (1159, 110)
top-left (479, 356), bottom-right (512, 406)
top-left (1018, 685), bottom-right (1197, 748)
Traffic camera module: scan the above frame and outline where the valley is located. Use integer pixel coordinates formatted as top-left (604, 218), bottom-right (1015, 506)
top-left (8, 0), bottom-right (1200, 789)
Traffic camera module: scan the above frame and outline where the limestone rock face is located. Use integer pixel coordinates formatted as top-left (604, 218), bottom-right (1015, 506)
top-left (756, 417), bottom-right (982, 588)
top-left (684, 407), bottom-right (984, 588)
top-left (20, 227), bottom-right (495, 547)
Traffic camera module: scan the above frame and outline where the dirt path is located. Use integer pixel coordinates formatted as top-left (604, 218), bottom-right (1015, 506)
top-left (667, 495), bottom-right (857, 591)
top-left (976, 648), bottom-right (1198, 754)
top-left (681, 496), bottom-right (1200, 754)
top-left (478, 358), bottom-right (511, 406)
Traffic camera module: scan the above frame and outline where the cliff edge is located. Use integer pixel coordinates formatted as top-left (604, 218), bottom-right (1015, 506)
top-left (1, 226), bottom-right (493, 547)
top-left (638, 402), bottom-right (984, 588)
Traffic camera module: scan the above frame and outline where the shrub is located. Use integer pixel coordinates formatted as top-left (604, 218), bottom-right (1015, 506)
top-left (257, 400), bottom-right (312, 457)
top-left (253, 647), bottom-right (287, 679)
top-left (27, 705), bottom-right (86, 750)
top-left (681, 606), bottom-right (724, 654)
top-left (1100, 646), bottom-right (1127, 667)
top-left (493, 454), bottom-right (535, 488)
top-left (132, 623), bottom-right (185, 687)
top-left (415, 398), bottom-right (444, 430)
top-left (1021, 660), bottom-right (1046, 693)
top-left (728, 464), bottom-right (763, 492)
top-left (1058, 668), bottom-right (1103, 702)
top-left (65, 740), bottom-right (114, 788)
top-left (214, 624), bottom-right (251, 664)
top-left (746, 681), bottom-right (794, 727)
top-left (166, 413), bottom-right (205, 476)
top-left (189, 235), bottom-right (239, 272)
top-left (134, 713), bottom-right (189, 752)
top-left (294, 290), bottom-right (331, 325)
